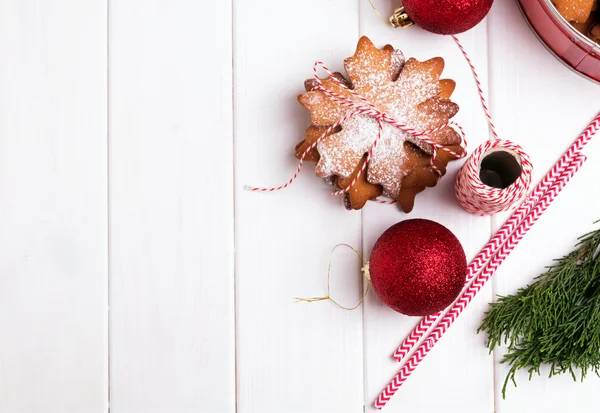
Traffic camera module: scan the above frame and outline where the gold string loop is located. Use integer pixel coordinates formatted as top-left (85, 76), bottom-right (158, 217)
top-left (295, 243), bottom-right (370, 311)
top-left (367, 0), bottom-right (389, 23)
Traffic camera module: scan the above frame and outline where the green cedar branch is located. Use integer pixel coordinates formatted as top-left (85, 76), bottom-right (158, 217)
top-left (478, 225), bottom-right (600, 398)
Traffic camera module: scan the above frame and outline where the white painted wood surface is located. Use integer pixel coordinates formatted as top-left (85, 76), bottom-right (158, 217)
top-left (234, 2), bottom-right (364, 412)
top-left (108, 1), bottom-right (234, 412)
top-left (1, 0), bottom-right (600, 412)
top-left (0, 1), bottom-right (108, 412)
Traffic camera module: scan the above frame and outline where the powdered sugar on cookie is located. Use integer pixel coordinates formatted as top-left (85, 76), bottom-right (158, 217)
top-left (296, 36), bottom-right (462, 211)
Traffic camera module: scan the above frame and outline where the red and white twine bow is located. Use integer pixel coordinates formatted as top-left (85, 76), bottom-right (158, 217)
top-left (245, 60), bottom-right (467, 200)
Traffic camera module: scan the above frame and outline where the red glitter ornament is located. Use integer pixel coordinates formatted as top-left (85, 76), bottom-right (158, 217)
top-left (369, 219), bottom-right (467, 316)
top-left (402, 0), bottom-right (494, 35)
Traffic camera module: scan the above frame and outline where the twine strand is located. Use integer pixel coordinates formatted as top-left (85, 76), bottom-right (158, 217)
top-left (452, 35), bottom-right (500, 140)
top-left (449, 35), bottom-right (533, 215)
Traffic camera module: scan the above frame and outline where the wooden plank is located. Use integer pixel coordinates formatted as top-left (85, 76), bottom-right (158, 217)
top-left (233, 1), bottom-right (364, 412)
top-left (108, 1), bottom-right (235, 412)
top-left (0, 1), bottom-right (108, 412)
top-left (359, 4), bottom-right (494, 412)
top-left (489, 1), bottom-right (600, 411)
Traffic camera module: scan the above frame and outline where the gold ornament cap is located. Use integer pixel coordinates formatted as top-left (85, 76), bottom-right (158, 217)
top-left (389, 7), bottom-right (415, 28)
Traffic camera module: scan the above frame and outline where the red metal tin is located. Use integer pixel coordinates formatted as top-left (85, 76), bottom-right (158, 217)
top-left (518, 0), bottom-right (600, 83)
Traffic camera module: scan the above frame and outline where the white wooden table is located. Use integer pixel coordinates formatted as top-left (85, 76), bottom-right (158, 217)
top-left (2, 0), bottom-right (600, 412)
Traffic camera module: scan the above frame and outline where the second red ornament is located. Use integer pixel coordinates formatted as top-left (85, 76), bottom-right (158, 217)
top-left (369, 219), bottom-right (467, 316)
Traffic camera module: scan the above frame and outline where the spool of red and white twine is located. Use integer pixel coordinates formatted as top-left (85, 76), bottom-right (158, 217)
top-left (452, 35), bottom-right (533, 215)
top-left (455, 139), bottom-right (533, 215)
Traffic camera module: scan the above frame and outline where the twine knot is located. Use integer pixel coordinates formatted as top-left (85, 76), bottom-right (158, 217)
top-left (311, 61), bottom-right (467, 181)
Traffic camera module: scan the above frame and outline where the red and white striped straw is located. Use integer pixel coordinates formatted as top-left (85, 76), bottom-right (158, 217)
top-left (392, 113), bottom-right (600, 363)
top-left (375, 153), bottom-right (587, 410)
